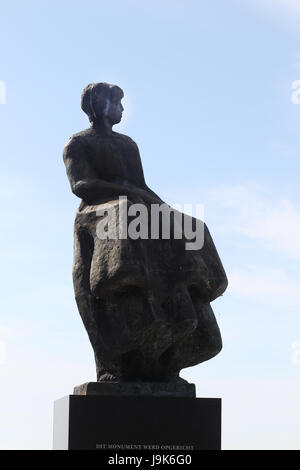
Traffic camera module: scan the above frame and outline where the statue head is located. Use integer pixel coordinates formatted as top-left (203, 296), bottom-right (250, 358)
top-left (81, 82), bottom-right (124, 124)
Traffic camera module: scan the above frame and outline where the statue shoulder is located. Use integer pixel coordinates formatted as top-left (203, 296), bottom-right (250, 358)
top-left (63, 128), bottom-right (92, 161)
top-left (64, 128), bottom-right (92, 147)
top-left (112, 131), bottom-right (137, 146)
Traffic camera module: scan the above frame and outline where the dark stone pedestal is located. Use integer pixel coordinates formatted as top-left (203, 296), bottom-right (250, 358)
top-left (73, 381), bottom-right (196, 398)
top-left (53, 395), bottom-right (221, 450)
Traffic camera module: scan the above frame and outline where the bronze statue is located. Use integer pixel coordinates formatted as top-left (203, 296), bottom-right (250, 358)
top-left (63, 83), bottom-right (227, 392)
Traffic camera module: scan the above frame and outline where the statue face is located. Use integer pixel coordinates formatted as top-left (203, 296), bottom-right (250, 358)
top-left (103, 97), bottom-right (124, 124)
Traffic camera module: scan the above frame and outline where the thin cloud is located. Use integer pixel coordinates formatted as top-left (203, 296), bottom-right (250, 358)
top-left (272, 0), bottom-right (300, 15)
top-left (228, 267), bottom-right (300, 308)
top-left (248, 0), bottom-right (300, 27)
top-left (0, 325), bottom-right (13, 340)
top-left (209, 184), bottom-right (300, 260)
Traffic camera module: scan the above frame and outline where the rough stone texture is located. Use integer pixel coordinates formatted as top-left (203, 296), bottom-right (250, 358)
top-left (73, 381), bottom-right (196, 398)
top-left (63, 82), bottom-right (228, 388)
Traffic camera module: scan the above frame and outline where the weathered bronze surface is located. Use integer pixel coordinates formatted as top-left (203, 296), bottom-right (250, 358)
top-left (63, 83), bottom-right (228, 388)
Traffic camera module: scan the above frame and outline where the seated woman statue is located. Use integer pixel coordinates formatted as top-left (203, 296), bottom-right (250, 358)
top-left (63, 82), bottom-right (228, 385)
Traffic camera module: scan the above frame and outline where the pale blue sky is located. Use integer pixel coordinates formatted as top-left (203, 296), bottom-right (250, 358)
top-left (0, 0), bottom-right (300, 449)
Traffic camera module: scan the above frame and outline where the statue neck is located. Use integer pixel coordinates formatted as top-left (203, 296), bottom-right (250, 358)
top-left (91, 117), bottom-right (113, 135)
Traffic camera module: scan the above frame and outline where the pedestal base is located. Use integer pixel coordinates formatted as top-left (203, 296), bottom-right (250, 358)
top-left (53, 395), bottom-right (221, 450)
top-left (73, 381), bottom-right (195, 398)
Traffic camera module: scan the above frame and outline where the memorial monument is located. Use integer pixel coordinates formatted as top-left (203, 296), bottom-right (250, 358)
top-left (53, 82), bottom-right (228, 450)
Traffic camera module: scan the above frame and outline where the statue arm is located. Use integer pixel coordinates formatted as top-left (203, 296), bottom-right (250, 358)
top-left (131, 142), bottom-right (164, 204)
top-left (63, 136), bottom-right (135, 203)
